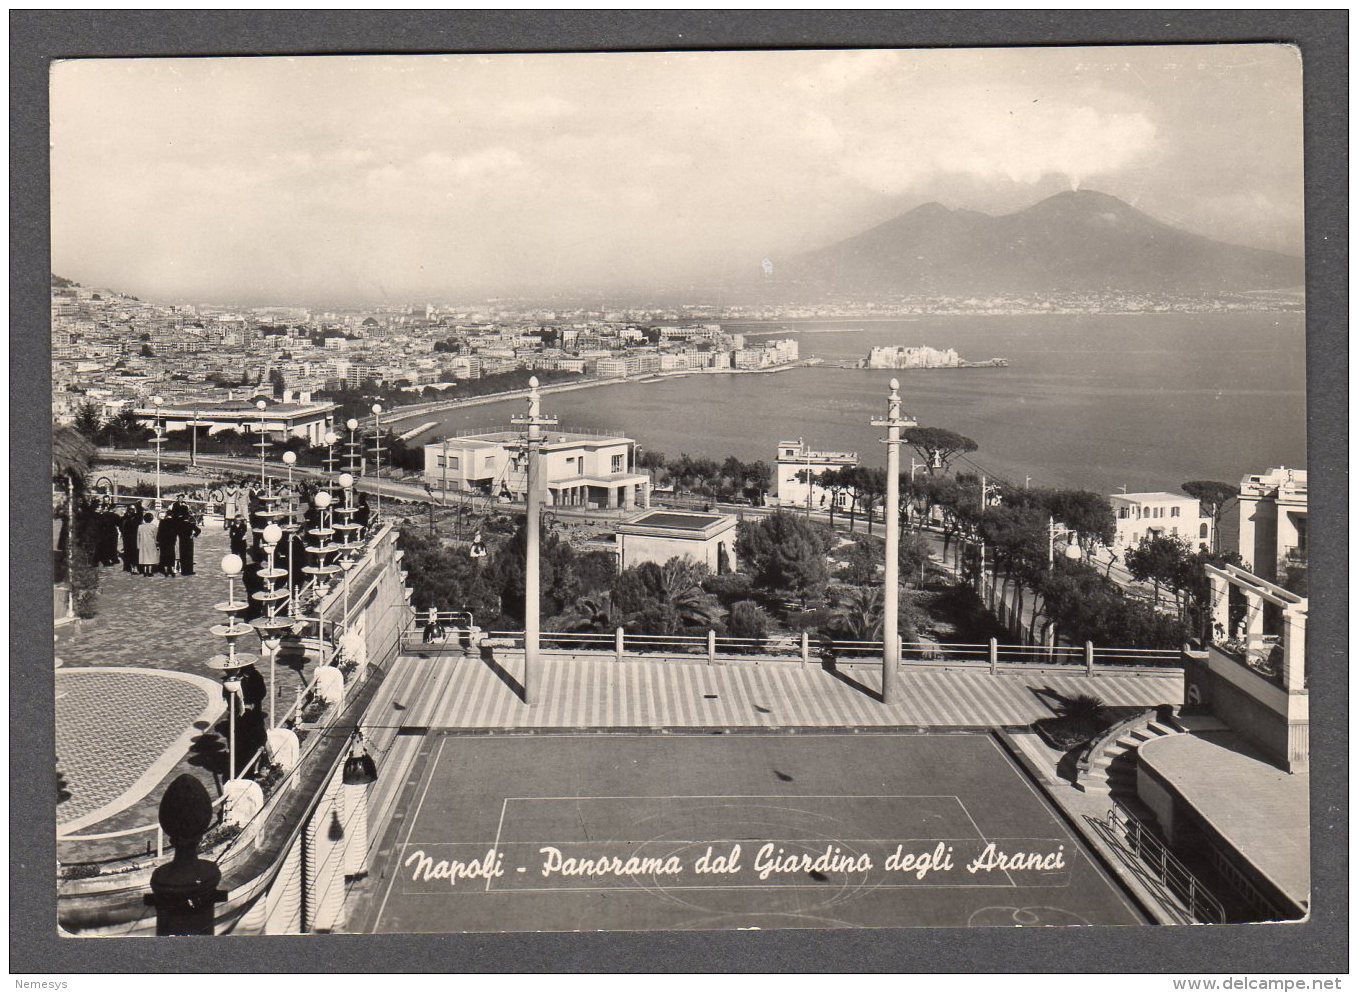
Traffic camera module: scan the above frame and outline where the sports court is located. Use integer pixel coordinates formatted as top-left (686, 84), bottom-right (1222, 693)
top-left (363, 732), bottom-right (1145, 932)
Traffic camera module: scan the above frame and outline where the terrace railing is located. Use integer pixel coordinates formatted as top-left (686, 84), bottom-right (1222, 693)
top-left (402, 615), bottom-right (1183, 674)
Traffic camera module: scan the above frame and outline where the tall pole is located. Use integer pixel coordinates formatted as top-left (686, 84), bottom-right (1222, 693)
top-left (511, 376), bottom-right (557, 706)
top-left (443, 438), bottom-right (449, 499)
top-left (257, 400), bottom-right (268, 492)
top-left (371, 404), bottom-right (384, 523)
top-left (151, 396), bottom-right (163, 503)
top-left (805, 450), bottom-right (812, 518)
top-left (872, 378), bottom-right (915, 705)
top-left (190, 409), bottom-right (199, 468)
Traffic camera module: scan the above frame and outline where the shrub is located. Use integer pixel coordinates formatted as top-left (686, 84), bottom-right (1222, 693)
top-left (726, 600), bottom-right (772, 641)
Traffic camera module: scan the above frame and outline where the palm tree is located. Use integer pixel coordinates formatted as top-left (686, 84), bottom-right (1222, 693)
top-left (556, 594), bottom-right (619, 634)
top-left (654, 558), bottom-right (723, 629)
top-left (831, 586), bottom-right (884, 641)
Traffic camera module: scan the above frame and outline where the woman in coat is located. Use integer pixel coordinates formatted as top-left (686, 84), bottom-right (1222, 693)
top-left (136, 512), bottom-right (159, 576)
top-left (171, 500), bottom-right (200, 575)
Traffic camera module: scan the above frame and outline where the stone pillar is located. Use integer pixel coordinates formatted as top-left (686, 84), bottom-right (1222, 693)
top-left (622, 484), bottom-right (634, 510)
top-left (642, 482), bottom-right (651, 509)
top-left (1244, 589), bottom-right (1265, 642)
top-left (1209, 570), bottom-right (1230, 642)
top-left (872, 378), bottom-right (915, 705)
top-left (1282, 605), bottom-right (1307, 692)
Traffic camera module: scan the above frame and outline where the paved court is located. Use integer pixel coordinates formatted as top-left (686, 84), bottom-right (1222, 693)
top-left (362, 732), bottom-right (1145, 933)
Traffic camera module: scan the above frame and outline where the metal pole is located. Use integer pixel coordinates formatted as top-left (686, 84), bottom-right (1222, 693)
top-left (1048, 515), bottom-right (1055, 569)
top-left (443, 438), bottom-right (449, 499)
top-left (190, 410), bottom-right (198, 467)
top-left (512, 377), bottom-right (557, 706)
top-left (872, 378), bottom-right (915, 705)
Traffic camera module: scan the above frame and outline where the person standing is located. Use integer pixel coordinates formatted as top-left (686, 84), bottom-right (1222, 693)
top-left (118, 502), bottom-right (141, 572)
top-left (136, 511), bottom-right (159, 576)
top-left (223, 482), bottom-right (240, 530)
top-left (156, 509), bottom-right (178, 576)
top-left (171, 499), bottom-right (200, 576)
top-left (228, 516), bottom-right (249, 561)
top-left (97, 499), bottom-right (121, 566)
top-left (232, 483), bottom-right (250, 532)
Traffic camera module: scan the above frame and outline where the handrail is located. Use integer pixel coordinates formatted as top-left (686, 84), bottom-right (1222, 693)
top-left (1104, 803), bottom-right (1226, 924)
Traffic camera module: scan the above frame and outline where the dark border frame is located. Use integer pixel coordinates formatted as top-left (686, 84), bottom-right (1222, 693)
top-left (11, 10), bottom-right (1347, 974)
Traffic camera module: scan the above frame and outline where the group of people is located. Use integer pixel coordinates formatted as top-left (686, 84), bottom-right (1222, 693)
top-left (86, 497), bottom-right (203, 577)
top-left (80, 478), bottom-right (375, 589)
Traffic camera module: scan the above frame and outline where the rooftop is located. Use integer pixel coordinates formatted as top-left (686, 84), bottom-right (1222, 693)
top-left (1111, 491), bottom-right (1200, 502)
top-left (624, 511), bottom-right (725, 531)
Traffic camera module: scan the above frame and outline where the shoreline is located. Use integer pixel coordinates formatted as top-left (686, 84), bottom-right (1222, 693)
top-left (384, 360), bottom-right (815, 436)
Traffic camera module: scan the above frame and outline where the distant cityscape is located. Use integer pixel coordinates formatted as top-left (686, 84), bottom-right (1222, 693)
top-left (51, 273), bottom-right (1302, 427)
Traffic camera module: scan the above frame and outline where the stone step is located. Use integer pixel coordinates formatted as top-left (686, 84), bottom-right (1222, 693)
top-left (1073, 778), bottom-right (1110, 795)
top-left (1146, 721), bottom-right (1178, 737)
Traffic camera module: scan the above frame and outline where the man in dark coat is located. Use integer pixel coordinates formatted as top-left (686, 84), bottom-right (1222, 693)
top-left (228, 517), bottom-right (249, 560)
top-left (170, 499), bottom-right (200, 575)
top-left (156, 510), bottom-right (178, 576)
top-left (96, 499), bottom-right (121, 566)
top-left (118, 502), bottom-right (141, 572)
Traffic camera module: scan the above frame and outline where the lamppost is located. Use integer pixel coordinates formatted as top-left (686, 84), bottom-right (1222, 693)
top-left (190, 408), bottom-right (200, 468)
top-left (1049, 516), bottom-right (1083, 569)
top-left (323, 430), bottom-right (340, 491)
top-left (208, 553), bottom-right (255, 779)
top-left (345, 418), bottom-right (361, 475)
top-left (255, 399), bottom-right (269, 492)
top-left (150, 395), bottom-right (164, 503)
top-left (871, 377), bottom-right (916, 705)
top-left (510, 376), bottom-right (556, 706)
top-left (340, 555), bottom-right (356, 632)
top-left (369, 404), bottom-right (384, 522)
top-left (305, 490), bottom-right (337, 665)
top-left (341, 729), bottom-right (378, 879)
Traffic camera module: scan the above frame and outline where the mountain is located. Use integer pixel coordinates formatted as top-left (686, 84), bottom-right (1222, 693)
top-left (791, 190), bottom-right (1303, 296)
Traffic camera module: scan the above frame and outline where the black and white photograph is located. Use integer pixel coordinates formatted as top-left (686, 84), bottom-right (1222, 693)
top-left (44, 40), bottom-right (1318, 945)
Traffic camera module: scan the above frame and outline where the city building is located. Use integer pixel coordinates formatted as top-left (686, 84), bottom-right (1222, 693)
top-left (1109, 492), bottom-right (1213, 552)
top-left (615, 510), bottom-right (737, 573)
top-left (774, 438), bottom-right (859, 511)
top-left (1218, 467), bottom-right (1308, 583)
top-left (134, 397), bottom-right (338, 445)
top-left (424, 429), bottom-right (651, 509)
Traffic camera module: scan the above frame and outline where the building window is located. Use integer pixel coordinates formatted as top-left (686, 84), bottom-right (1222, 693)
top-left (612, 454), bottom-right (624, 473)
top-left (1118, 508), bottom-right (1128, 519)
top-left (450, 457), bottom-right (460, 470)
top-left (1171, 506), bottom-right (1181, 518)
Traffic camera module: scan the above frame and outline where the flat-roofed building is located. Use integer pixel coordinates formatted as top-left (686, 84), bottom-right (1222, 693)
top-left (134, 396), bottom-right (338, 445)
top-left (1109, 491), bottom-right (1212, 552)
top-left (615, 510), bottom-right (737, 573)
top-left (424, 428), bottom-right (651, 509)
top-left (775, 438), bottom-right (858, 511)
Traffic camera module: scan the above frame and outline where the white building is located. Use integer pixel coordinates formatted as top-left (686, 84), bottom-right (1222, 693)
top-left (615, 510), bottom-right (737, 573)
top-left (1219, 467), bottom-right (1308, 583)
top-left (135, 397), bottom-right (338, 445)
top-left (1109, 492), bottom-right (1213, 552)
top-left (424, 429), bottom-right (651, 509)
top-left (775, 438), bottom-right (859, 511)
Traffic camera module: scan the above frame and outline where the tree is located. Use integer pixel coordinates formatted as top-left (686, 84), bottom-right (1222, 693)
top-left (903, 426), bottom-right (978, 475)
top-left (1182, 480), bottom-right (1238, 553)
top-left (734, 511), bottom-right (832, 605)
top-left (609, 558), bottom-right (723, 633)
top-left (837, 537), bottom-right (880, 586)
top-left (637, 450), bottom-right (667, 471)
top-left (726, 600), bottom-right (772, 641)
top-left (899, 532), bottom-right (930, 587)
top-left (71, 402), bottom-right (103, 441)
top-left (1124, 533), bottom-right (1193, 609)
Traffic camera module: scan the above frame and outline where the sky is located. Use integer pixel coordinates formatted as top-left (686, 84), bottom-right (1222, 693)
top-left (50, 45), bottom-right (1304, 306)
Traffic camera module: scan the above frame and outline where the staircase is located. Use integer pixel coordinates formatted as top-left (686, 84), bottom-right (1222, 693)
top-left (1075, 709), bottom-right (1182, 800)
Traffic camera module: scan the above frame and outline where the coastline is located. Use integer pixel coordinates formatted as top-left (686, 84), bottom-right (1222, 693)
top-left (383, 359), bottom-right (816, 438)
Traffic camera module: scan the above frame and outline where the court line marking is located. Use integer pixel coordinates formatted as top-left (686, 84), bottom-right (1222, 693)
top-left (485, 799), bottom-right (508, 893)
top-left (951, 795), bottom-right (1017, 888)
top-left (499, 794), bottom-right (969, 801)
top-left (982, 733), bottom-right (1144, 922)
top-left (374, 735), bottom-right (448, 931)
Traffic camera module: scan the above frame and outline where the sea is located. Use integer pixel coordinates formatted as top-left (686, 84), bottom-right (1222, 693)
top-left (415, 312), bottom-right (1307, 496)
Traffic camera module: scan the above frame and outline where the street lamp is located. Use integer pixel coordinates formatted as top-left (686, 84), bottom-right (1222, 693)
top-left (150, 395), bottom-right (164, 503)
top-left (255, 399), bottom-right (269, 492)
top-left (1049, 516), bottom-right (1083, 569)
top-left (345, 417), bottom-right (361, 475)
top-left (370, 404), bottom-right (384, 522)
top-left (263, 636), bottom-right (282, 730)
top-left (341, 728), bottom-right (378, 879)
top-left (208, 552), bottom-right (255, 780)
top-left (323, 430), bottom-right (340, 490)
